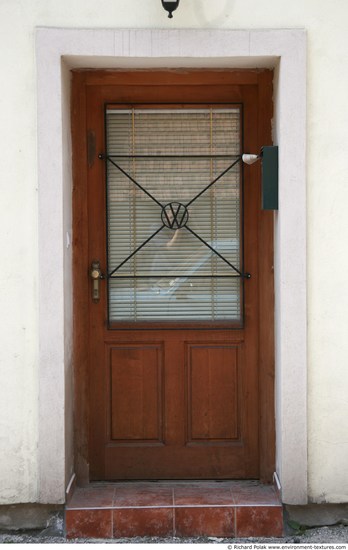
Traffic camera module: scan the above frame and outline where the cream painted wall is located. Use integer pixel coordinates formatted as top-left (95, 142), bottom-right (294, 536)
top-left (0, 0), bottom-right (347, 505)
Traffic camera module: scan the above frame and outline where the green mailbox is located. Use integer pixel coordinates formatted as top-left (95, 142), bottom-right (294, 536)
top-left (261, 146), bottom-right (278, 210)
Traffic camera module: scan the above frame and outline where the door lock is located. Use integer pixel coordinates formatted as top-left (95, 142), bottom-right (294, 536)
top-left (90, 260), bottom-right (104, 302)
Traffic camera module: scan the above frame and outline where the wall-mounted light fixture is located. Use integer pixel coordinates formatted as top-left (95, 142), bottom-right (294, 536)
top-left (243, 146), bottom-right (279, 210)
top-left (161, 0), bottom-right (180, 18)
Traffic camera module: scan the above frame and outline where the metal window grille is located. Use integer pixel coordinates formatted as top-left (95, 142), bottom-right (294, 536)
top-left (104, 107), bottom-right (245, 323)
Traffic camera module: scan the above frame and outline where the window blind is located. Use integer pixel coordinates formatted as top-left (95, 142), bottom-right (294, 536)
top-left (106, 107), bottom-right (242, 322)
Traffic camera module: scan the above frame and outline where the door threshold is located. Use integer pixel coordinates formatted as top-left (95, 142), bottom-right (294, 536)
top-left (65, 480), bottom-right (283, 539)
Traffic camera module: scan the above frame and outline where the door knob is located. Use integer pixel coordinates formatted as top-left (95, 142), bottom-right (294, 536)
top-left (90, 260), bottom-right (104, 302)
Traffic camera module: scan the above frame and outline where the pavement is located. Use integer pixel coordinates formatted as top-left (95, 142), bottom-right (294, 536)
top-left (0, 524), bottom-right (348, 544)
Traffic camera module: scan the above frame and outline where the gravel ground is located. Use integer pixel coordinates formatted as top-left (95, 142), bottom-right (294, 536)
top-left (0, 525), bottom-right (348, 544)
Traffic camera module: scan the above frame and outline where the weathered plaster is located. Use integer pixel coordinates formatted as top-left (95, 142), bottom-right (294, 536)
top-left (1, 0), bottom-right (348, 508)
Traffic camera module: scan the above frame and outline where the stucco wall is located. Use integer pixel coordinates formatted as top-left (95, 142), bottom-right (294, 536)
top-left (0, 0), bottom-right (347, 505)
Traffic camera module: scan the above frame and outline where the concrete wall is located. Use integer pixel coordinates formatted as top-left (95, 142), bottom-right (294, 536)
top-left (0, 0), bottom-right (347, 506)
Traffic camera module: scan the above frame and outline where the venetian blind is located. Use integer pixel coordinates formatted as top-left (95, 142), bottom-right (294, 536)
top-left (106, 108), bottom-right (242, 322)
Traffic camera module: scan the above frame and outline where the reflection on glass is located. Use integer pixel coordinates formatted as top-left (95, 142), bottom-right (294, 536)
top-left (106, 108), bottom-right (242, 323)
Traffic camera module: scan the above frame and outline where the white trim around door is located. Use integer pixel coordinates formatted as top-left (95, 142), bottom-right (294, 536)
top-left (36, 27), bottom-right (307, 505)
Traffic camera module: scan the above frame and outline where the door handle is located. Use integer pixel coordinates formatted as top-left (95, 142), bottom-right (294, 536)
top-left (90, 260), bottom-right (104, 303)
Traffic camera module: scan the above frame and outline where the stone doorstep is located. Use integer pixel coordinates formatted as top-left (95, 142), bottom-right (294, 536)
top-left (65, 481), bottom-right (283, 539)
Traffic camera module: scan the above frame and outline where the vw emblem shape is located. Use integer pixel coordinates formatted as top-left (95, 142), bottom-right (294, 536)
top-left (161, 202), bottom-right (189, 229)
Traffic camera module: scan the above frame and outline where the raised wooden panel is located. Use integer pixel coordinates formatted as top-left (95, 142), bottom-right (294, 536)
top-left (109, 345), bottom-right (164, 443)
top-left (186, 344), bottom-right (240, 443)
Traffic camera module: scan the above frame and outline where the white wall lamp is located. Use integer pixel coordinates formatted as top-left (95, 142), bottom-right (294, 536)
top-left (243, 146), bottom-right (279, 210)
top-left (161, 0), bottom-right (180, 18)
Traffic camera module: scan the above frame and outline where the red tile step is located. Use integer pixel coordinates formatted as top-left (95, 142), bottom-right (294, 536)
top-left (65, 481), bottom-right (283, 539)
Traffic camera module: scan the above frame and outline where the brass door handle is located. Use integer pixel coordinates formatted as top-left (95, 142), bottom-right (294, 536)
top-left (90, 260), bottom-right (104, 302)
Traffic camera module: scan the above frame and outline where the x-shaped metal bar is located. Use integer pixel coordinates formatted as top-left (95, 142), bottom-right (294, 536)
top-left (103, 155), bottom-right (246, 278)
top-left (106, 157), bottom-right (163, 208)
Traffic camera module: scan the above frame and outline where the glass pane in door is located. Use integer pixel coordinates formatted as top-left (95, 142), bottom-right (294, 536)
top-left (105, 107), bottom-right (243, 323)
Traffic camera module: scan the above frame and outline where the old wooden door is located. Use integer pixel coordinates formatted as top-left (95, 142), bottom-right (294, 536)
top-left (74, 70), bottom-right (273, 481)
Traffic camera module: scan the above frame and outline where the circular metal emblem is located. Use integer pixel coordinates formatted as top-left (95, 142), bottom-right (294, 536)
top-left (161, 202), bottom-right (189, 229)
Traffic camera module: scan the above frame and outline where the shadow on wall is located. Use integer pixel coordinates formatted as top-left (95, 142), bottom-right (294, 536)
top-left (188, 0), bottom-right (235, 27)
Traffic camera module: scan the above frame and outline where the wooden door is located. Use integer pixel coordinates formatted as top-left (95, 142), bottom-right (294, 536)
top-left (72, 70), bottom-right (274, 481)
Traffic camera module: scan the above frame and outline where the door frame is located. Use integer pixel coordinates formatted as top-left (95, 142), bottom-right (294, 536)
top-left (36, 28), bottom-right (307, 504)
top-left (71, 69), bottom-right (275, 484)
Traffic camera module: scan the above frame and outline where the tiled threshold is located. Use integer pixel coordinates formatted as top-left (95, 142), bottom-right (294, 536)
top-left (65, 481), bottom-right (283, 539)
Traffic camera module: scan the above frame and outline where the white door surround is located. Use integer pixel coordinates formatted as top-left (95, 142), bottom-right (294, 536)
top-left (36, 28), bottom-right (307, 505)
